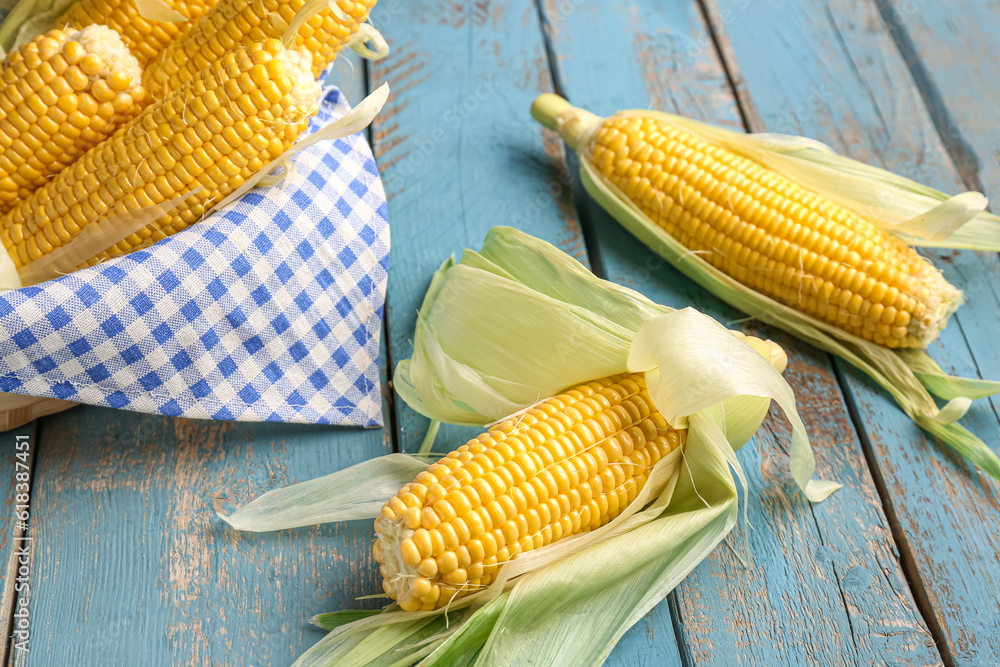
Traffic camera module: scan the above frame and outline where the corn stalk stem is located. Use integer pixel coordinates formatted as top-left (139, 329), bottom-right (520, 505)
top-left (530, 93), bottom-right (600, 151)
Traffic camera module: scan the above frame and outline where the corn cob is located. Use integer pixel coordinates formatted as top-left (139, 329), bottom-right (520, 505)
top-left (142, 0), bottom-right (376, 99)
top-left (374, 372), bottom-right (684, 611)
top-left (0, 38), bottom-right (319, 270)
top-left (532, 97), bottom-right (962, 350)
top-left (58, 0), bottom-right (217, 65)
top-left (0, 26), bottom-right (146, 217)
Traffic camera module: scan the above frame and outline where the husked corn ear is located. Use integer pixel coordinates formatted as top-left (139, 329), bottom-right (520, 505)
top-left (373, 373), bottom-right (684, 611)
top-left (143, 0), bottom-right (376, 98)
top-left (590, 115), bottom-right (961, 349)
top-left (0, 26), bottom-right (146, 216)
top-left (59, 0), bottom-right (217, 65)
top-left (0, 39), bottom-right (319, 270)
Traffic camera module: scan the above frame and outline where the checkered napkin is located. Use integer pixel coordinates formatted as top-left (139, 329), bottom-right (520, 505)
top-left (0, 87), bottom-right (389, 427)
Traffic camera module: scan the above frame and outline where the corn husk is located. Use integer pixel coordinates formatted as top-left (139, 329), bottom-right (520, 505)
top-left (133, 0), bottom-right (185, 22)
top-left (531, 95), bottom-right (1000, 481)
top-left (0, 242), bottom-right (19, 290)
top-left (0, 0), bottom-right (75, 56)
top-left (221, 226), bottom-right (838, 666)
top-left (219, 453), bottom-right (430, 532)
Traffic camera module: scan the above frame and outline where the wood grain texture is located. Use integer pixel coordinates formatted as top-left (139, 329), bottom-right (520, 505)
top-left (875, 0), bottom-right (1000, 431)
top-left (705, 0), bottom-right (1000, 662)
top-left (876, 0), bottom-right (1000, 195)
top-left (0, 396), bottom-right (76, 432)
top-left (539, 0), bottom-right (938, 664)
top-left (2, 1), bottom-right (997, 665)
top-left (366, 0), bottom-right (585, 454)
top-left (14, 407), bottom-right (389, 667)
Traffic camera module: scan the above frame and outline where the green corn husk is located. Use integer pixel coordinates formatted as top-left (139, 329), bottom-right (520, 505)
top-left (0, 0), bottom-right (76, 57)
top-left (221, 227), bottom-right (839, 667)
top-left (530, 94), bottom-right (1000, 481)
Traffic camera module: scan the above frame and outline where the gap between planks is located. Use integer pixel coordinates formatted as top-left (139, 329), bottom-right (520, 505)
top-left (830, 360), bottom-right (956, 667)
top-left (529, 1), bottom-right (727, 664)
top-left (354, 53), bottom-right (403, 457)
top-left (695, 0), bottom-right (962, 663)
top-left (532, 0), bottom-right (953, 661)
top-left (868, 0), bottom-right (986, 195)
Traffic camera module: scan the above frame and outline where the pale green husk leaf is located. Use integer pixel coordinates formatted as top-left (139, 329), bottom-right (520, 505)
top-left (629, 310), bottom-right (839, 501)
top-left (0, 243), bottom-right (21, 291)
top-left (217, 453), bottom-right (428, 532)
top-left (282, 398), bottom-right (745, 667)
top-left (134, 0), bottom-right (185, 22)
top-left (0, 0), bottom-right (76, 55)
top-left (311, 609), bottom-right (382, 631)
top-left (393, 227), bottom-right (833, 497)
top-left (18, 188), bottom-right (203, 286)
top-left (294, 613), bottom-right (453, 667)
top-left (897, 349), bottom-right (1000, 401)
top-left (230, 227), bottom-right (839, 665)
top-left (652, 111), bottom-right (1000, 251)
top-left (348, 23), bottom-right (390, 60)
top-left (571, 131), bottom-right (1000, 480)
top-left (393, 229), bottom-right (668, 426)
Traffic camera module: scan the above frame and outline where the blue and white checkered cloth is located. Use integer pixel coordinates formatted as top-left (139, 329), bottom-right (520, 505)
top-left (0, 87), bottom-right (389, 427)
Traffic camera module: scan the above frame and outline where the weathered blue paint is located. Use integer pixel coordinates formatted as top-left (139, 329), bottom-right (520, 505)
top-left (17, 407), bottom-right (390, 666)
top-left (539, 0), bottom-right (937, 663)
top-left (366, 0), bottom-right (585, 455)
top-left (877, 0), bottom-right (1000, 197)
top-left (711, 0), bottom-right (1000, 662)
top-left (878, 0), bottom-right (1000, 439)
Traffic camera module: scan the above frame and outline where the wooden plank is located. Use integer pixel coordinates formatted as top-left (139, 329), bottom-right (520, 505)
top-left (874, 0), bottom-right (1000, 420)
top-left (539, 0), bottom-right (939, 663)
top-left (875, 0), bottom-right (1000, 196)
top-left (0, 395), bottom-right (76, 432)
top-left (0, 423), bottom-right (34, 665)
top-left (366, 0), bottom-right (585, 454)
top-left (703, 0), bottom-right (1000, 662)
top-left (14, 406), bottom-right (390, 666)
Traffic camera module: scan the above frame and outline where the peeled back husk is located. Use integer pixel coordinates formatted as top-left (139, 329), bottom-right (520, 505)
top-left (530, 94), bottom-right (1000, 482)
top-left (220, 226), bottom-right (839, 666)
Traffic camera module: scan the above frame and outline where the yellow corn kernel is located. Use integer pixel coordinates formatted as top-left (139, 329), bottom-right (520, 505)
top-left (588, 115), bottom-right (961, 349)
top-left (0, 40), bottom-right (319, 271)
top-left (58, 0), bottom-right (218, 66)
top-left (374, 373), bottom-right (685, 610)
top-left (0, 26), bottom-right (146, 216)
top-left (143, 0), bottom-right (378, 99)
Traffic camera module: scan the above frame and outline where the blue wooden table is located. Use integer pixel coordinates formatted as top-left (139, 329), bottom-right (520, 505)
top-left (3, 0), bottom-right (1000, 664)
